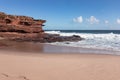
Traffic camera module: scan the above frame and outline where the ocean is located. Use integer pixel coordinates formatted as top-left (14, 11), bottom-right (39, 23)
top-left (45, 30), bottom-right (120, 55)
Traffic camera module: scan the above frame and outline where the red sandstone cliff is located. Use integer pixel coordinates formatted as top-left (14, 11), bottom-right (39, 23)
top-left (0, 12), bottom-right (82, 42)
top-left (0, 12), bottom-right (46, 33)
top-left (0, 12), bottom-right (46, 40)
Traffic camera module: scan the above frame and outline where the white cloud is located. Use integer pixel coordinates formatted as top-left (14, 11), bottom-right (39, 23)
top-left (73, 16), bottom-right (83, 23)
top-left (117, 18), bottom-right (120, 24)
top-left (87, 16), bottom-right (99, 24)
top-left (105, 20), bottom-right (109, 24)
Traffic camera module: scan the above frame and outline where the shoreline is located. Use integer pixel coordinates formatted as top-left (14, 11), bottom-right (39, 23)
top-left (45, 43), bottom-right (120, 55)
top-left (0, 40), bottom-right (120, 80)
top-left (0, 39), bottom-right (120, 56)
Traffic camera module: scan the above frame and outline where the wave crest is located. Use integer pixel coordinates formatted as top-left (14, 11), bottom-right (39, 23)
top-left (45, 31), bottom-right (120, 52)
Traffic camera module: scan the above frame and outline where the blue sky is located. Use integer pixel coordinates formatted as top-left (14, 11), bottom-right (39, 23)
top-left (0, 0), bottom-right (120, 30)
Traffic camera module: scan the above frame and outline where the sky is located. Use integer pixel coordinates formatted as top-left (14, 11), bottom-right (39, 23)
top-left (0, 0), bottom-right (120, 30)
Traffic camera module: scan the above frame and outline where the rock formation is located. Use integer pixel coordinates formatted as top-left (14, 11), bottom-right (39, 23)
top-left (0, 12), bottom-right (45, 33)
top-left (0, 12), bottom-right (82, 42)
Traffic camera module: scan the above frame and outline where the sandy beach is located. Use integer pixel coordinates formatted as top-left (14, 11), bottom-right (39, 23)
top-left (1, 0), bottom-right (120, 80)
top-left (0, 49), bottom-right (120, 80)
top-left (1, 0), bottom-right (120, 79)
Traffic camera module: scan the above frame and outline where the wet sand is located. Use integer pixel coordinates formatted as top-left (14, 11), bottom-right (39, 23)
top-left (0, 39), bottom-right (118, 55)
top-left (0, 40), bottom-right (120, 80)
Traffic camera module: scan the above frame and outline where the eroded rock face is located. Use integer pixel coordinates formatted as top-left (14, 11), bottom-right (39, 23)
top-left (0, 12), bottom-right (45, 40)
top-left (0, 12), bottom-right (45, 33)
top-left (0, 12), bottom-right (83, 42)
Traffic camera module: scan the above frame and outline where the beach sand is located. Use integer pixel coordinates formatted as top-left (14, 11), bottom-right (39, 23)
top-left (0, 50), bottom-right (120, 80)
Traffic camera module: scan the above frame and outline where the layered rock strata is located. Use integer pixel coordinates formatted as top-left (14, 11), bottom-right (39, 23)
top-left (0, 12), bottom-right (82, 42)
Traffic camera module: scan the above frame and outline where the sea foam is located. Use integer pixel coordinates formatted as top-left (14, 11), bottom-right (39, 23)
top-left (45, 31), bottom-right (120, 54)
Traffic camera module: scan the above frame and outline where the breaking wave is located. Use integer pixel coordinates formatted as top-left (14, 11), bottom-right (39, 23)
top-left (45, 30), bottom-right (120, 54)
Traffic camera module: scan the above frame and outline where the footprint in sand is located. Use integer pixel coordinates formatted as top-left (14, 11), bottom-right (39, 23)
top-left (1, 73), bottom-right (30, 80)
top-left (18, 76), bottom-right (29, 80)
top-left (1, 73), bottom-right (9, 77)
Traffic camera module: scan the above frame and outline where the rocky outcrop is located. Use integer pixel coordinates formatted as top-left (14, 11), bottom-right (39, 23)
top-left (0, 12), bottom-right (45, 40)
top-left (0, 12), bottom-right (83, 42)
top-left (13, 34), bottom-right (83, 42)
top-left (0, 12), bottom-right (45, 33)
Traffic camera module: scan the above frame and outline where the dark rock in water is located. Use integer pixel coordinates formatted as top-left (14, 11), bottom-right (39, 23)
top-left (0, 12), bottom-right (83, 42)
top-left (43, 34), bottom-right (83, 42)
top-left (73, 35), bottom-right (80, 37)
top-left (13, 33), bottom-right (83, 42)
